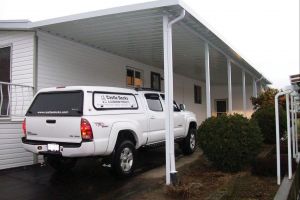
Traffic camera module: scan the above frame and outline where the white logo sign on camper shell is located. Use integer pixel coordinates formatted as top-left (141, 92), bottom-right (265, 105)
top-left (94, 93), bottom-right (138, 109)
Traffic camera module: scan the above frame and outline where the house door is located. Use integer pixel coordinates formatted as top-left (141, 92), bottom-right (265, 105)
top-left (215, 99), bottom-right (227, 116)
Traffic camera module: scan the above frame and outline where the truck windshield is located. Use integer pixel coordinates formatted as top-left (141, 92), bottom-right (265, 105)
top-left (26, 91), bottom-right (83, 116)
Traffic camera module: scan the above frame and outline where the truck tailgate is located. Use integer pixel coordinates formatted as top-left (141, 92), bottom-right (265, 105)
top-left (25, 90), bottom-right (84, 143)
top-left (26, 117), bottom-right (82, 143)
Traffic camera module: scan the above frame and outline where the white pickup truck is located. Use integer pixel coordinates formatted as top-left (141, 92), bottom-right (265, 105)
top-left (22, 86), bottom-right (197, 177)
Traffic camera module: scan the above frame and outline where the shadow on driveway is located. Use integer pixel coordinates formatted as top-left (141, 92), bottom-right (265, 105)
top-left (0, 147), bottom-right (182, 200)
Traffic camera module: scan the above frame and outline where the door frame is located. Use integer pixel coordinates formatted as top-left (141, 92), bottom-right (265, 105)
top-left (214, 98), bottom-right (228, 116)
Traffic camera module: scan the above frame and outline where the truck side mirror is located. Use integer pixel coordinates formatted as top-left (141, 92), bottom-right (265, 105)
top-left (179, 104), bottom-right (186, 111)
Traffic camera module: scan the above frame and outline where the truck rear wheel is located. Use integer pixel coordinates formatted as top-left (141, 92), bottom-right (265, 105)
top-left (45, 155), bottom-right (77, 172)
top-left (112, 140), bottom-right (136, 177)
top-left (180, 126), bottom-right (197, 155)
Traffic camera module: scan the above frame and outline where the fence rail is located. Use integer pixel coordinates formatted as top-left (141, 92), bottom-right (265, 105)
top-left (0, 81), bottom-right (34, 117)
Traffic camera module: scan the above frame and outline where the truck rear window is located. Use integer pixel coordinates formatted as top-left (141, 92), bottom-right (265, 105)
top-left (26, 91), bottom-right (83, 116)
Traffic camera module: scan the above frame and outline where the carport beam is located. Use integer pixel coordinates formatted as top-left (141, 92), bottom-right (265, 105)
top-left (205, 43), bottom-right (211, 118)
top-left (227, 59), bottom-right (232, 113)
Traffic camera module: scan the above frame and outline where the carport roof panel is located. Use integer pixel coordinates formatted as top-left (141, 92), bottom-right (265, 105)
top-left (2, 0), bottom-right (270, 84)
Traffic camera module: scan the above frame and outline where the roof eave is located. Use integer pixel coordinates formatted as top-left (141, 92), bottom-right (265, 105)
top-left (28, 0), bottom-right (180, 28)
top-left (0, 20), bottom-right (31, 30)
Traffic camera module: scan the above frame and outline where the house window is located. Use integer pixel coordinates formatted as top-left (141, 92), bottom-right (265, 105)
top-left (194, 85), bottom-right (201, 104)
top-left (126, 67), bottom-right (143, 88)
top-left (151, 72), bottom-right (161, 91)
top-left (215, 99), bottom-right (227, 116)
top-left (0, 46), bottom-right (11, 116)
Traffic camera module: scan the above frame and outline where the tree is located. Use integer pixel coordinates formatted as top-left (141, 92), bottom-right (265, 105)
top-left (251, 88), bottom-right (285, 110)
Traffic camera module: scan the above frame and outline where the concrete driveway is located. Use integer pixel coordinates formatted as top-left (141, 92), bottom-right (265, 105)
top-left (0, 147), bottom-right (200, 200)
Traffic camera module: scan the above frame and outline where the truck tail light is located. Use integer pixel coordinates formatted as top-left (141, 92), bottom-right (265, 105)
top-left (22, 119), bottom-right (26, 137)
top-left (81, 118), bottom-right (93, 141)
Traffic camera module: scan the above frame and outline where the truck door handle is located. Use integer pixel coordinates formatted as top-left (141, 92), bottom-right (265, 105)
top-left (46, 120), bottom-right (56, 124)
top-left (150, 116), bottom-right (156, 119)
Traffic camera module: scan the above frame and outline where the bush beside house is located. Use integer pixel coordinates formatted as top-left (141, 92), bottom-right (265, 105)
top-left (198, 114), bottom-right (263, 172)
top-left (251, 105), bottom-right (286, 144)
top-left (251, 88), bottom-right (287, 144)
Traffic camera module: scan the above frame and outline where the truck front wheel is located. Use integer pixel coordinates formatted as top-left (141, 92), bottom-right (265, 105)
top-left (179, 126), bottom-right (197, 155)
top-left (112, 140), bottom-right (136, 177)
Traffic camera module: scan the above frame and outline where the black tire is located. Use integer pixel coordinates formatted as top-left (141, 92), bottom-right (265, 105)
top-left (45, 155), bottom-right (77, 172)
top-left (180, 126), bottom-right (197, 155)
top-left (112, 140), bottom-right (136, 177)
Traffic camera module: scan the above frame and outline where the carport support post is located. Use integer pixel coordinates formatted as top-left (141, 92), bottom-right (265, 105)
top-left (163, 10), bottom-right (186, 185)
top-left (205, 43), bottom-right (211, 118)
top-left (286, 93), bottom-right (292, 179)
top-left (227, 58), bottom-right (232, 113)
top-left (253, 78), bottom-right (257, 98)
top-left (163, 15), bottom-right (171, 185)
top-left (291, 95), bottom-right (296, 159)
top-left (242, 70), bottom-right (246, 114)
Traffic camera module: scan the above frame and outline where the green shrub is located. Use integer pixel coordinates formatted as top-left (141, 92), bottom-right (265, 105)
top-left (198, 114), bottom-right (263, 172)
top-left (251, 105), bottom-right (286, 144)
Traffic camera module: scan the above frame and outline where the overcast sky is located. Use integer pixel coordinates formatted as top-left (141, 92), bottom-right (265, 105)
top-left (1, 0), bottom-right (299, 89)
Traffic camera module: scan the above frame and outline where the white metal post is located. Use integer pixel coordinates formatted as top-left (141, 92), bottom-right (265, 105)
top-left (286, 93), bottom-right (292, 179)
top-left (291, 94), bottom-right (298, 161)
top-left (227, 58), bottom-right (232, 113)
top-left (291, 95), bottom-right (296, 159)
top-left (163, 10), bottom-right (185, 185)
top-left (242, 70), bottom-right (246, 114)
top-left (275, 92), bottom-right (281, 185)
top-left (294, 96), bottom-right (298, 159)
top-left (205, 43), bottom-right (211, 118)
top-left (275, 90), bottom-right (292, 185)
top-left (296, 101), bottom-right (299, 160)
top-left (163, 15), bottom-right (171, 185)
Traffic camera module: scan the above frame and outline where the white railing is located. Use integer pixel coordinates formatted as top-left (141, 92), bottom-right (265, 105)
top-left (275, 89), bottom-right (300, 185)
top-left (0, 81), bottom-right (34, 118)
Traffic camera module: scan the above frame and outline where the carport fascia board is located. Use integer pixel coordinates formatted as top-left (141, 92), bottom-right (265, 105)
top-left (27, 0), bottom-right (180, 28)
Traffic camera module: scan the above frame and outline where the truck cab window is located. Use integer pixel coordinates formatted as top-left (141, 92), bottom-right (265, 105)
top-left (159, 94), bottom-right (181, 112)
top-left (144, 93), bottom-right (163, 112)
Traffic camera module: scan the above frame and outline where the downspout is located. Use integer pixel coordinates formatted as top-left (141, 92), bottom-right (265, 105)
top-left (255, 75), bottom-right (264, 94)
top-left (32, 31), bottom-right (38, 164)
top-left (164, 9), bottom-right (185, 185)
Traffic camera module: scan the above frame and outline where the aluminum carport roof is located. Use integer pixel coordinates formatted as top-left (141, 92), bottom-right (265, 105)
top-left (0, 0), bottom-right (271, 85)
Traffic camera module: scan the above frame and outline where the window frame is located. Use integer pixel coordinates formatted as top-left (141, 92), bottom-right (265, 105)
top-left (215, 99), bottom-right (228, 116)
top-left (194, 85), bottom-right (202, 104)
top-left (93, 91), bottom-right (139, 111)
top-left (26, 90), bottom-right (84, 117)
top-left (0, 44), bottom-right (12, 119)
top-left (0, 44), bottom-right (12, 83)
top-left (150, 71), bottom-right (161, 91)
top-left (126, 66), bottom-right (144, 88)
top-left (159, 94), bottom-right (181, 112)
top-left (144, 93), bottom-right (163, 112)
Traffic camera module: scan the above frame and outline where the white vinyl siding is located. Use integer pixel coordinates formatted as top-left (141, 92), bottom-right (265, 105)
top-left (0, 31), bottom-right (34, 86)
top-left (0, 31), bottom-right (35, 170)
top-left (0, 122), bottom-right (34, 170)
top-left (37, 31), bottom-right (206, 123)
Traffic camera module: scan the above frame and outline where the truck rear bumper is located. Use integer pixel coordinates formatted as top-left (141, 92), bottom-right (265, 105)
top-left (22, 137), bottom-right (95, 157)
